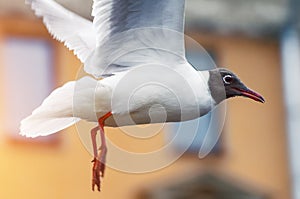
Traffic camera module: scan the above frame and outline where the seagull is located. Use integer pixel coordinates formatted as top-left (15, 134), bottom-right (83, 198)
top-left (22, 0), bottom-right (265, 191)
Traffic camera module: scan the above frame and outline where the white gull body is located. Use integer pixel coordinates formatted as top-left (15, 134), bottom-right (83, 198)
top-left (20, 0), bottom-right (215, 137)
top-left (74, 65), bottom-right (212, 127)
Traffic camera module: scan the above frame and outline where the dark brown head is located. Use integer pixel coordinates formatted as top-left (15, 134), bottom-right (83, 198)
top-left (208, 68), bottom-right (265, 104)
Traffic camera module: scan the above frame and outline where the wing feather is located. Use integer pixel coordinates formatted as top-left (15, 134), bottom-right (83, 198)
top-left (26, 0), bottom-right (97, 63)
top-left (92, 0), bottom-right (185, 46)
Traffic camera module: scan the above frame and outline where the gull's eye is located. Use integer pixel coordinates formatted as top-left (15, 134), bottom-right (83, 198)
top-left (223, 75), bottom-right (233, 84)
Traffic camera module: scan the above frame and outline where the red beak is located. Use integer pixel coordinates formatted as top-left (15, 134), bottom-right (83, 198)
top-left (233, 88), bottom-right (265, 103)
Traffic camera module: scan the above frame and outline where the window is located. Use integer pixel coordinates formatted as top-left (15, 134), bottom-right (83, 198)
top-left (137, 172), bottom-right (269, 199)
top-left (1, 37), bottom-right (55, 142)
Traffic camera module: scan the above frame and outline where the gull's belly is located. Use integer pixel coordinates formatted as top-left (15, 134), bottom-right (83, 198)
top-left (104, 93), bottom-right (212, 127)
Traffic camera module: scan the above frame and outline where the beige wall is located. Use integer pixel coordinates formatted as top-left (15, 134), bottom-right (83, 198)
top-left (185, 32), bottom-right (291, 199)
top-left (0, 18), bottom-right (291, 199)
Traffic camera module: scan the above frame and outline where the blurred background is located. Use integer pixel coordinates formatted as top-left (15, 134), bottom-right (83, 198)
top-left (0, 0), bottom-right (299, 198)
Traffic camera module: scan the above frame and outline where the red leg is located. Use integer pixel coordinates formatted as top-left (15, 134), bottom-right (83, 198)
top-left (97, 124), bottom-right (107, 177)
top-left (90, 126), bottom-right (99, 158)
top-left (92, 112), bottom-right (112, 192)
top-left (91, 126), bottom-right (101, 191)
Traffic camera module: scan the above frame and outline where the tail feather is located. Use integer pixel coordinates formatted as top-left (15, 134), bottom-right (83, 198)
top-left (20, 80), bottom-right (80, 138)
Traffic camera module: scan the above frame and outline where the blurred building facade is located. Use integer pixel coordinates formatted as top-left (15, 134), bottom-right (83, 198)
top-left (0, 0), bottom-right (296, 199)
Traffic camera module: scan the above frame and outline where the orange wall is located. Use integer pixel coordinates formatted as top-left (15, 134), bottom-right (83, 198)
top-left (0, 18), bottom-right (291, 199)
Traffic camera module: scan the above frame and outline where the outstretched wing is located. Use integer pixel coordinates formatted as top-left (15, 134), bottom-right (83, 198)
top-left (85, 0), bottom-right (186, 77)
top-left (26, 0), bottom-right (97, 63)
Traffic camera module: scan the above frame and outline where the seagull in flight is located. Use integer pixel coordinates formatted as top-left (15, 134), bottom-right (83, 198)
top-left (22, 0), bottom-right (265, 191)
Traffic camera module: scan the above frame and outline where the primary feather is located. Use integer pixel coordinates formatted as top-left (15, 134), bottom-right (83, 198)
top-left (26, 0), bottom-right (97, 63)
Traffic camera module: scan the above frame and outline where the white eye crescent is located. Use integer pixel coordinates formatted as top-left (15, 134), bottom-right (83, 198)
top-left (223, 75), bottom-right (233, 84)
